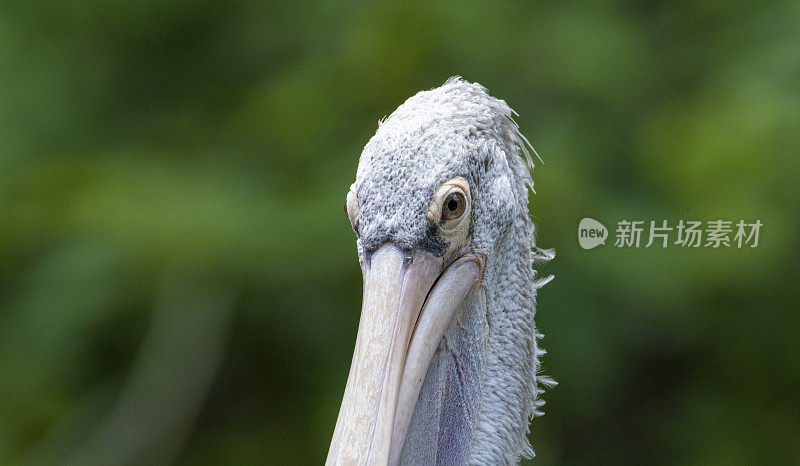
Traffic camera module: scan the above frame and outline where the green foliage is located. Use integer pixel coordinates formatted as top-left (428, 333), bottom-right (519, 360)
top-left (1, 0), bottom-right (798, 463)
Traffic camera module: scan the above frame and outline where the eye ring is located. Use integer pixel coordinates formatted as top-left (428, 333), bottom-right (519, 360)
top-left (345, 184), bottom-right (359, 236)
top-left (427, 177), bottom-right (471, 233)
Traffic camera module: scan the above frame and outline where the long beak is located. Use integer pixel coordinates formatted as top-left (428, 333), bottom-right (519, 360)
top-left (327, 243), bottom-right (483, 465)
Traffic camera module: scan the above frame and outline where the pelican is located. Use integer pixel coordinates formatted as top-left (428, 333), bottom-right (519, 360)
top-left (328, 77), bottom-right (554, 465)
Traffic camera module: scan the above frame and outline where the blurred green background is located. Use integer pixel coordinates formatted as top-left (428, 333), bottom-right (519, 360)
top-left (1, 1), bottom-right (798, 464)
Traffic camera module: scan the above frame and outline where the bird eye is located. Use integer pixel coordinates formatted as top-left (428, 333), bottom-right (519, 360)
top-left (428, 177), bottom-right (471, 233)
top-left (442, 192), bottom-right (466, 220)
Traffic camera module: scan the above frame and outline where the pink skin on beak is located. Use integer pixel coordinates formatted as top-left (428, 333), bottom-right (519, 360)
top-left (327, 244), bottom-right (483, 465)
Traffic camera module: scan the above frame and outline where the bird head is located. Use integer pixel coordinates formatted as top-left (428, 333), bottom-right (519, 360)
top-left (328, 77), bottom-right (553, 465)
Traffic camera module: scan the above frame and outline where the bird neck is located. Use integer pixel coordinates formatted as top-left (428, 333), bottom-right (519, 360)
top-left (469, 216), bottom-right (546, 463)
